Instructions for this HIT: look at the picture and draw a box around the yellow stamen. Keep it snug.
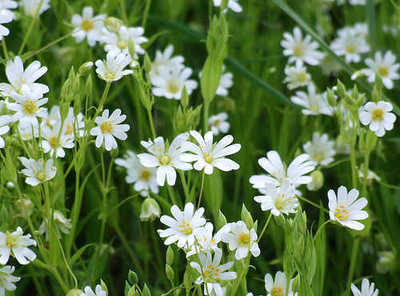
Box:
[81,19,94,32]
[238,233,250,246]
[100,120,113,134]
[372,108,384,121]
[23,100,39,115]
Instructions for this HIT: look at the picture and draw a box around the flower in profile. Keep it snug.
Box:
[351,279,378,296]
[20,0,50,17]
[138,133,192,186]
[328,186,368,230]
[41,121,74,158]
[303,132,336,166]
[359,51,400,89]
[95,51,133,82]
[221,221,260,259]
[0,56,48,98]
[90,109,130,151]
[265,271,297,296]
[359,101,396,137]
[281,27,324,66]
[0,124,9,148]
[19,157,56,186]
[115,150,159,196]
[182,130,241,175]
[0,227,36,265]
[139,198,161,222]
[190,249,237,296]
[158,203,206,248]
[208,112,230,136]
[291,84,333,116]
[284,63,311,90]
[71,6,105,46]
[213,0,242,13]
[39,210,72,240]
[0,265,20,296]
[80,285,107,296]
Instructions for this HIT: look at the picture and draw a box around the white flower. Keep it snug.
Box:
[250,150,316,192]
[18,119,38,140]
[328,186,368,231]
[360,51,400,89]
[221,221,260,259]
[39,210,72,240]
[151,66,198,100]
[190,249,237,296]
[303,132,336,165]
[158,203,206,248]
[95,51,133,82]
[0,9,12,40]
[71,6,105,46]
[138,133,192,186]
[0,227,36,265]
[330,28,369,64]
[254,182,298,216]
[41,121,74,158]
[265,271,297,296]
[281,27,324,66]
[291,84,333,116]
[0,56,48,98]
[115,150,159,196]
[20,0,50,17]
[351,279,378,296]
[349,0,366,5]
[150,45,185,81]
[208,112,230,135]
[0,0,18,20]
[19,157,56,186]
[81,285,107,296]
[90,109,130,151]
[359,101,396,137]
[182,130,241,175]
[284,63,311,90]
[102,25,148,59]
[43,106,85,138]
[216,66,233,96]
[0,124,9,148]
[213,0,242,13]
[0,265,20,295]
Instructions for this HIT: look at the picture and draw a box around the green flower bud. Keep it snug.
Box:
[104,17,123,33]
[66,289,83,296]
[166,246,174,266]
[142,284,151,296]
[128,270,139,285]
[78,61,93,77]
[215,210,227,230]
[241,204,254,229]
[306,170,324,191]
[165,264,174,282]
[140,198,161,222]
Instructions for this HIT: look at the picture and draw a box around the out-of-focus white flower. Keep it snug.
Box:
[20,0,50,17]
[158,203,206,248]
[328,186,368,231]
[39,210,72,240]
[0,227,36,265]
[359,101,396,137]
[281,27,324,66]
[90,109,130,151]
[150,45,185,81]
[284,63,311,90]
[80,285,107,296]
[0,124,9,148]
[95,51,133,82]
[291,84,333,116]
[330,27,369,63]
[0,265,20,296]
[0,9,12,40]
[303,132,336,165]
[265,271,297,296]
[0,0,18,20]
[138,133,193,186]
[208,112,230,135]
[216,66,233,96]
[349,0,366,5]
[351,279,378,296]
[213,0,242,13]
[19,157,56,186]
[71,6,105,46]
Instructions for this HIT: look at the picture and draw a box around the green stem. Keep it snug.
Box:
[18,2,43,56]
[297,195,329,214]
[346,238,360,295]
[167,186,179,206]
[197,172,205,208]
[142,0,152,28]
[147,107,156,138]
[23,32,72,60]
[203,103,209,133]
[179,171,191,203]
[257,212,272,242]
[96,82,112,118]
[2,39,8,60]
[350,127,358,188]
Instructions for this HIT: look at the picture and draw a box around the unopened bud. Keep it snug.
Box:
[104,17,123,33]
[166,246,174,266]
[140,198,161,222]
[307,170,324,191]
[128,270,138,285]
[66,289,83,296]
[78,61,93,76]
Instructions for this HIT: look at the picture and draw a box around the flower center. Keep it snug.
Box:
[377,65,389,77]
[372,108,384,121]
[345,44,356,54]
[117,40,128,49]
[5,235,16,248]
[23,99,39,115]
[212,119,220,127]
[203,153,213,164]
[100,120,113,134]
[178,220,193,235]
[335,205,349,221]
[271,287,284,296]
[293,42,305,57]
[35,170,47,182]
[49,136,60,149]
[238,233,250,246]
[296,72,307,83]
[81,19,94,32]
[274,196,287,211]
[65,124,73,135]
[104,73,116,81]
[140,169,152,181]
[159,154,171,166]
[203,264,221,282]
[167,80,180,94]
[310,104,319,113]
[312,152,324,163]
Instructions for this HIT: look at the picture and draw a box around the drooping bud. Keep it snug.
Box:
[307,170,324,191]
[140,198,161,222]
[104,17,123,33]
[66,289,83,296]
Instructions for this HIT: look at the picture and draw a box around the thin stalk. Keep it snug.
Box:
[257,212,272,243]
[297,195,329,214]
[197,172,205,208]
[346,238,360,295]
[167,186,179,206]
[18,0,44,56]
[142,0,152,28]
[23,32,72,60]
[95,82,112,118]
[2,39,8,60]
[203,102,209,133]
[179,171,191,203]
[147,107,156,138]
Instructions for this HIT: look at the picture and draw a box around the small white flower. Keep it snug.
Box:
[71,6,105,46]
[115,150,159,196]
[359,101,396,137]
[150,45,185,81]
[182,130,241,175]
[138,133,192,186]
[330,28,369,64]
[19,157,56,186]
[20,0,50,16]
[221,221,260,259]
[190,249,237,296]
[216,66,233,96]
[0,265,20,295]
[81,285,107,296]
[0,56,48,98]
[158,202,206,248]
[291,84,333,116]
[0,0,18,20]
[151,66,198,100]
[208,112,230,135]
[213,0,242,13]
[90,109,130,151]
[360,51,400,89]
[265,271,297,296]
[349,0,366,5]
[351,279,378,296]
[41,121,74,158]
[303,132,336,165]
[284,63,311,90]
[0,124,9,148]
[328,186,368,231]
[95,51,133,82]
[281,27,324,66]
[254,182,298,216]
[39,210,72,240]
[0,227,36,265]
